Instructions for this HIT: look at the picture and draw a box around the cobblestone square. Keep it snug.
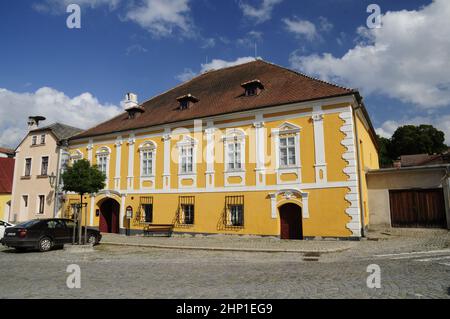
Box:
[0,229,449,299]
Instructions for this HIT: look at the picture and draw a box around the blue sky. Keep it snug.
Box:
[1,0,449,147]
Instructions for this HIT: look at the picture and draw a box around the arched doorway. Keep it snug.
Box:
[99,198,120,234]
[279,203,303,240]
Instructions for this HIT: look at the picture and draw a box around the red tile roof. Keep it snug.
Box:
[73,60,356,140]
[0,147,14,156]
[0,158,15,194]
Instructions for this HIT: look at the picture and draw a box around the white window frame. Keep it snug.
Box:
[176,135,197,188]
[96,146,111,187]
[139,141,157,189]
[37,194,45,215]
[31,135,37,146]
[24,157,32,177]
[70,150,83,164]
[40,155,49,176]
[223,128,246,186]
[40,134,46,145]
[273,122,302,185]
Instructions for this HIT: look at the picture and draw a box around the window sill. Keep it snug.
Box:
[224,169,246,174]
[21,176,31,180]
[277,166,301,170]
[30,144,45,148]
[37,175,49,179]
[178,172,196,176]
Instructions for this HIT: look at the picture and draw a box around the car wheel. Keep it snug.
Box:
[38,237,53,252]
[87,234,98,245]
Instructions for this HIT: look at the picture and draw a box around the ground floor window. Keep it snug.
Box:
[225,195,244,227]
[136,196,153,225]
[178,196,195,225]
[181,204,194,224]
[229,205,244,226]
[38,195,45,214]
[143,204,153,223]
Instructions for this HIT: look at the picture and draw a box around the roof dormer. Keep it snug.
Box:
[177,94,199,110]
[124,93,145,119]
[241,79,264,96]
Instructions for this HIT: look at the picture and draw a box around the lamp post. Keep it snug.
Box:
[48,172,56,188]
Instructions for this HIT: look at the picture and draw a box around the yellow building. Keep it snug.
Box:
[65,60,379,239]
[0,157,15,222]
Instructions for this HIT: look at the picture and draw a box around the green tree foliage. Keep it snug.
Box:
[61,159,106,244]
[389,125,447,159]
[377,125,447,167]
[377,135,393,168]
[61,159,105,196]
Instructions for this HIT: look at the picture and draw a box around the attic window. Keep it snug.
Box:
[126,106,145,119]
[177,94,199,110]
[241,79,264,96]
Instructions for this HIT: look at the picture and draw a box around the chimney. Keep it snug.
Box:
[123,93,144,119]
[27,116,46,131]
[124,93,138,109]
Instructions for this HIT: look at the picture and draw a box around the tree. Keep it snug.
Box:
[389,125,447,159]
[61,159,106,245]
[377,135,392,168]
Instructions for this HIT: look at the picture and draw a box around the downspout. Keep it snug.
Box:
[53,142,63,218]
[352,101,366,237]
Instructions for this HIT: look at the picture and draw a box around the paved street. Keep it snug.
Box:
[0,229,449,299]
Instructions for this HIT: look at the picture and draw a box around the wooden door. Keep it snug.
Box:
[99,199,120,233]
[279,203,303,240]
[389,189,446,228]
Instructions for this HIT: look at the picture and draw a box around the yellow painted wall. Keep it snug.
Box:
[356,114,380,226]
[0,194,11,221]
[66,186,353,237]
[64,101,374,238]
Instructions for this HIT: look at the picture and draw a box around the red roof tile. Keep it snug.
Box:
[0,158,15,194]
[73,60,355,140]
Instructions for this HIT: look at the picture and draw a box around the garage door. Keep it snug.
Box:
[389,189,447,228]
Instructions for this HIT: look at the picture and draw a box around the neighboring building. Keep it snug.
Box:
[367,164,450,229]
[0,158,15,221]
[0,147,15,158]
[66,60,379,239]
[10,117,82,222]
[393,149,450,168]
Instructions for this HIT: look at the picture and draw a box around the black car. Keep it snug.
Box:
[2,218,102,252]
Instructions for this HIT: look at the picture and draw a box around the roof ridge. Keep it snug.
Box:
[137,58,262,109]
[259,59,354,92]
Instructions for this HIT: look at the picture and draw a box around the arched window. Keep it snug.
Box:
[96,146,111,176]
[69,150,83,164]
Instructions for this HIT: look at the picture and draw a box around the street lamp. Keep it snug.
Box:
[48,172,56,188]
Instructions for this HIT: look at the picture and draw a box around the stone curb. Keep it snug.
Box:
[100,241,352,254]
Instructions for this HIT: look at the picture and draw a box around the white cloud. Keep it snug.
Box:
[318,16,333,32]
[283,17,318,41]
[289,0,450,109]
[126,44,148,55]
[175,68,197,82]
[376,115,450,144]
[34,0,194,38]
[201,38,216,49]
[237,31,263,48]
[0,87,121,148]
[200,57,258,73]
[239,0,282,24]
[175,57,258,83]
[125,0,193,37]
[33,0,120,13]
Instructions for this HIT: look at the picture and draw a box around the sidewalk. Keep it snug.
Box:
[100,233,357,254]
